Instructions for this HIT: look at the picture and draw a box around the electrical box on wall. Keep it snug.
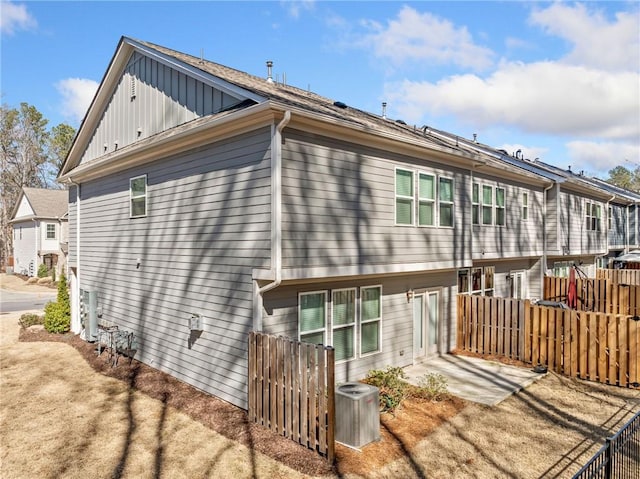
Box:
[80,289,99,342]
[189,314,203,332]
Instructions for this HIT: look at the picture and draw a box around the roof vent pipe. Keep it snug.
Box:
[473,133,477,143]
[382,102,387,119]
[266,60,274,83]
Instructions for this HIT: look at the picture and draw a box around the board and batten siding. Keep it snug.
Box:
[261,270,457,383]
[280,130,471,271]
[80,51,244,165]
[77,128,272,409]
[471,175,544,259]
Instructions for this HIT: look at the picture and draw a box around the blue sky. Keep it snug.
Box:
[1,1,638,179]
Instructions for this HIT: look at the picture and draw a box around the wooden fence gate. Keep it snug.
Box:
[247,331,335,462]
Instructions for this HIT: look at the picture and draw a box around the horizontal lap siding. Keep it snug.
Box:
[262,271,457,382]
[78,129,271,408]
[281,130,470,269]
[472,176,544,258]
[609,204,627,248]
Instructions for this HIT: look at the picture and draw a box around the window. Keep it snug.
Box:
[130,175,147,218]
[472,183,480,225]
[299,291,327,345]
[299,286,382,360]
[45,223,56,240]
[360,286,381,355]
[585,201,601,231]
[332,289,356,361]
[482,185,493,225]
[395,169,414,225]
[418,173,435,226]
[553,261,571,277]
[522,192,529,221]
[608,206,612,230]
[439,177,454,227]
[495,188,505,226]
[458,269,470,294]
[458,267,494,296]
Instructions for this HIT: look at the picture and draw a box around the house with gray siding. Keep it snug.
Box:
[57,36,631,410]
[10,187,68,277]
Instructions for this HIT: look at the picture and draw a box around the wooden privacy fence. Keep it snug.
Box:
[597,268,640,286]
[457,294,640,387]
[248,332,335,462]
[544,276,640,316]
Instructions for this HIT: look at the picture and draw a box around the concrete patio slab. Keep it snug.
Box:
[403,354,547,406]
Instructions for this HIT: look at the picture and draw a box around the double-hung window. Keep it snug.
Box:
[299,291,327,345]
[495,188,505,226]
[482,185,493,225]
[46,223,56,240]
[395,168,414,225]
[439,177,454,227]
[522,192,529,221]
[332,289,356,361]
[299,286,382,361]
[586,201,601,231]
[418,173,435,226]
[459,267,494,295]
[472,183,480,225]
[360,286,381,355]
[130,175,147,218]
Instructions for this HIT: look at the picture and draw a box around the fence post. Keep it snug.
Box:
[604,436,612,479]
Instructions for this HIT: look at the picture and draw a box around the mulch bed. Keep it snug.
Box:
[19,327,466,476]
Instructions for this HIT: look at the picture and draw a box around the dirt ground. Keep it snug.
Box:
[1,273,639,478]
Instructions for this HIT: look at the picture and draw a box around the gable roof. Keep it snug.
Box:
[10,187,68,222]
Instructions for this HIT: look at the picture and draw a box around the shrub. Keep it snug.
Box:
[44,272,70,333]
[363,366,410,413]
[37,263,49,278]
[18,313,43,329]
[413,372,450,402]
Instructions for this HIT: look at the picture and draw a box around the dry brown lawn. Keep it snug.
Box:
[1,307,638,479]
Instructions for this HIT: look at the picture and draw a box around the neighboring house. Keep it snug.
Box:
[56,36,635,410]
[10,187,69,277]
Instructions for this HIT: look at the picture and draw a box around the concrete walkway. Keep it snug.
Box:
[403,354,546,406]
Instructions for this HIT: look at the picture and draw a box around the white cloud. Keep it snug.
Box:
[281,0,314,19]
[56,78,99,125]
[529,3,640,71]
[566,140,640,175]
[385,61,639,140]
[357,5,494,71]
[0,1,37,35]
[498,143,548,162]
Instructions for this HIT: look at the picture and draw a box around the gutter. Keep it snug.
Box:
[259,110,291,295]
[253,111,291,329]
[541,181,555,294]
[67,177,82,334]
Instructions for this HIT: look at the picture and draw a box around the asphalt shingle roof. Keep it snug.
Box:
[18,187,68,219]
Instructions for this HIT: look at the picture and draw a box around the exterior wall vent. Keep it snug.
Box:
[130,76,136,100]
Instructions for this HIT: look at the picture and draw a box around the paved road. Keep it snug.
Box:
[0,289,57,313]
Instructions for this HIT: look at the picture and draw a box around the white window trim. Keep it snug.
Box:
[418,171,436,227]
[472,183,480,226]
[298,290,328,344]
[481,184,493,226]
[45,223,56,240]
[359,285,382,357]
[130,174,147,218]
[522,192,529,221]
[495,187,506,227]
[438,176,455,228]
[331,287,357,362]
[395,167,414,226]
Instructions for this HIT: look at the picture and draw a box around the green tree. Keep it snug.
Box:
[48,123,76,177]
[44,271,70,333]
[607,165,634,190]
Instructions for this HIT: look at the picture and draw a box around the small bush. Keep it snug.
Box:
[19,313,43,329]
[413,372,450,401]
[37,263,49,278]
[43,272,70,333]
[363,366,410,413]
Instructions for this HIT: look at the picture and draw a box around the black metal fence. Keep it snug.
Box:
[572,411,640,479]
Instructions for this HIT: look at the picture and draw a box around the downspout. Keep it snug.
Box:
[541,181,555,297]
[68,178,81,334]
[604,195,615,265]
[253,111,291,330]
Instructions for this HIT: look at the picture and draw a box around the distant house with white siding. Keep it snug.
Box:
[57,36,633,410]
[10,187,69,277]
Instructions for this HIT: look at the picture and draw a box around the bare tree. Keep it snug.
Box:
[0,102,76,268]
